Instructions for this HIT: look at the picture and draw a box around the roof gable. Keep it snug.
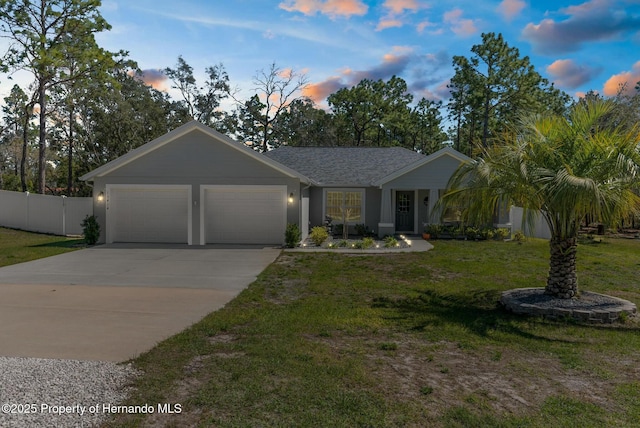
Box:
[372,147,472,187]
[80,121,311,183]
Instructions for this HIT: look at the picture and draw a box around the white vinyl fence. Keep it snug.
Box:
[0,190,93,236]
[508,206,552,239]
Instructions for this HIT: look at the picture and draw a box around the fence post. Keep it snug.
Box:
[25,191,29,230]
[62,195,67,236]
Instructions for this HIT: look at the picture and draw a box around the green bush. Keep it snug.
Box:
[310,226,329,246]
[285,223,301,248]
[361,237,375,249]
[81,215,100,245]
[494,228,510,241]
[384,236,398,248]
[513,230,527,242]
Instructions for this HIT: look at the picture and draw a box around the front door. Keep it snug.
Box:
[396,191,414,232]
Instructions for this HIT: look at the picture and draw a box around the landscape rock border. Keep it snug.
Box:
[500,287,637,323]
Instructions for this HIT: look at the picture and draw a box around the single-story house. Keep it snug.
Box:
[81,120,472,245]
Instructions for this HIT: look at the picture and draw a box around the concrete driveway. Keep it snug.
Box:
[0,244,281,362]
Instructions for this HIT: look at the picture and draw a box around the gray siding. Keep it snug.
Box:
[385,155,462,189]
[104,130,292,181]
[365,188,381,232]
[91,130,300,244]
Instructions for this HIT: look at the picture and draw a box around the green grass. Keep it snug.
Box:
[104,238,640,427]
[0,227,84,267]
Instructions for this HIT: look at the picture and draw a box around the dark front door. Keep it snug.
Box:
[396,191,414,232]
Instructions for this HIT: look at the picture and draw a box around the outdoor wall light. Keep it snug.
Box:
[288,192,294,204]
[97,191,105,202]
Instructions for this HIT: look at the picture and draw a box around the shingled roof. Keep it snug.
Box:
[264,146,426,186]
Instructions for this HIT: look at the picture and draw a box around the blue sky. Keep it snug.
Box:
[3,0,640,109]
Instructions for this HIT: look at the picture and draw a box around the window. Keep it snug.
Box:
[325,189,364,224]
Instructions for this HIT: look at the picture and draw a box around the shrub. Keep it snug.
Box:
[285,223,301,248]
[384,236,398,248]
[479,228,494,240]
[338,240,348,248]
[465,226,480,240]
[310,226,329,246]
[513,230,527,242]
[81,215,100,245]
[361,237,375,249]
[494,228,510,241]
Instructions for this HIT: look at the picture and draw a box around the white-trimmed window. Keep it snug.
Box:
[324,189,365,224]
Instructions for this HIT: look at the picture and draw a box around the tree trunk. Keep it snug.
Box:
[545,236,578,299]
[37,82,46,194]
[67,105,74,196]
[20,106,30,192]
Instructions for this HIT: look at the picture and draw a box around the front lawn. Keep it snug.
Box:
[0,227,84,267]
[106,238,640,427]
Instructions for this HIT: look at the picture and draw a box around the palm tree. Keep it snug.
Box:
[439,99,640,298]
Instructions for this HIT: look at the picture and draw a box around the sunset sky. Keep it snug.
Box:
[2,0,640,109]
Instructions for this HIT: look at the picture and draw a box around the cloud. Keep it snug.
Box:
[546,59,601,89]
[416,20,435,33]
[302,76,345,102]
[603,61,640,96]
[497,0,526,21]
[409,50,450,99]
[443,8,478,36]
[376,18,403,31]
[136,8,352,51]
[132,69,169,91]
[522,0,640,54]
[303,46,415,103]
[383,0,422,15]
[279,0,368,19]
[376,0,425,31]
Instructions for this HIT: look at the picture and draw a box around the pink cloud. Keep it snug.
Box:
[303,46,416,102]
[376,0,425,31]
[546,59,600,89]
[279,0,368,18]
[603,61,640,96]
[497,0,526,21]
[416,20,434,33]
[376,18,403,31]
[302,76,344,102]
[129,69,169,92]
[443,9,462,22]
[443,8,478,36]
[383,0,421,14]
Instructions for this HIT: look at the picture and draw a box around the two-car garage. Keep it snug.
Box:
[106,184,287,245]
[82,121,306,246]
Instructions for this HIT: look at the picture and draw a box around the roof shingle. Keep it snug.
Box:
[264,146,425,186]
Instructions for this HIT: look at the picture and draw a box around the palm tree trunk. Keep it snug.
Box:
[545,236,578,298]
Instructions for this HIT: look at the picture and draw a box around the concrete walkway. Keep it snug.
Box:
[0,245,281,361]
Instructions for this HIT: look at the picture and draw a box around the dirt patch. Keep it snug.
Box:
[266,278,310,304]
[310,334,630,418]
[208,333,237,345]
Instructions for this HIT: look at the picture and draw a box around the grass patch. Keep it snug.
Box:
[105,238,640,427]
[0,227,84,267]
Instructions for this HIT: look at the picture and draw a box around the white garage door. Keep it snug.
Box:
[108,185,191,244]
[203,185,286,244]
